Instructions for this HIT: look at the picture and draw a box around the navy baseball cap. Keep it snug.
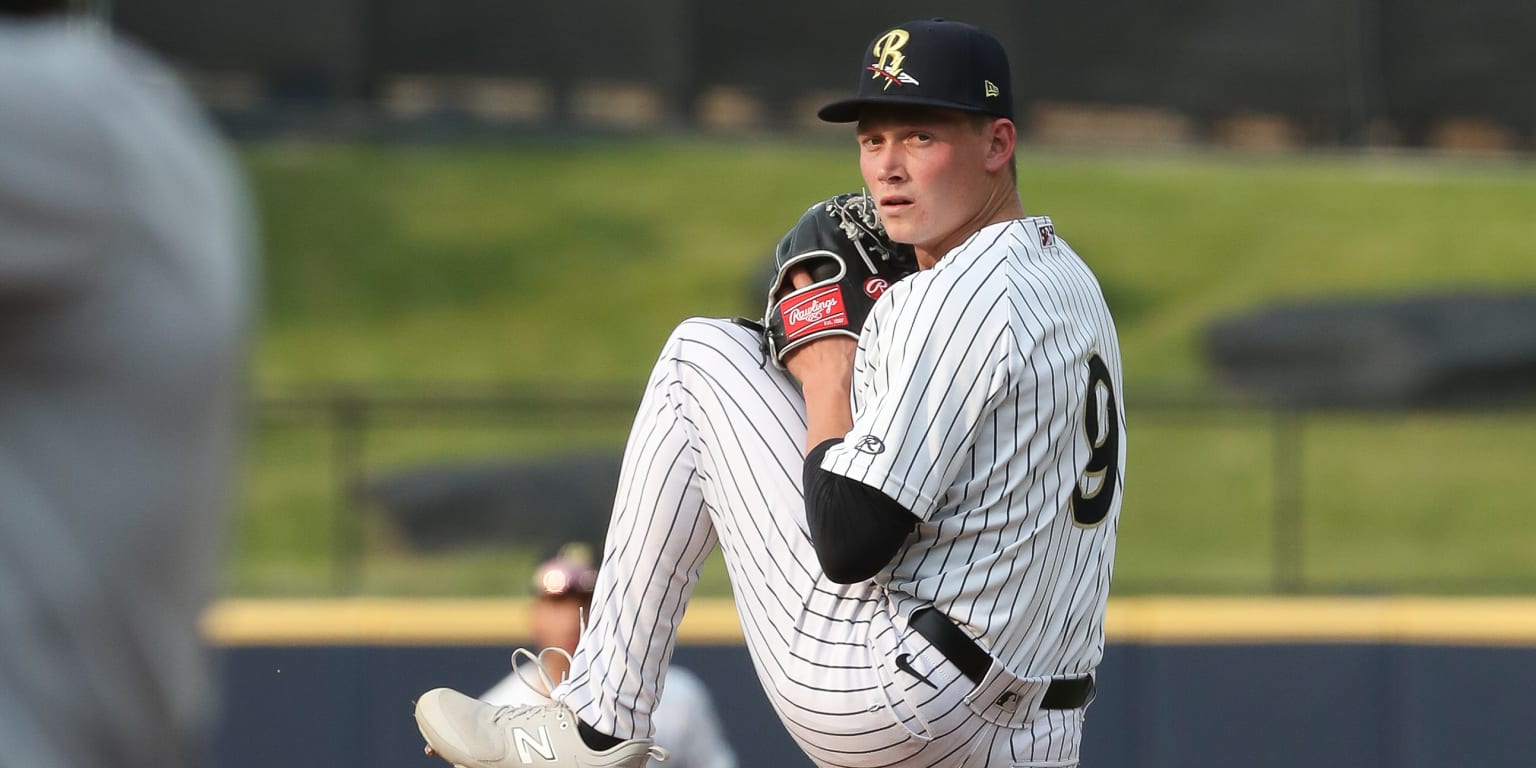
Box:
[818,18,1015,123]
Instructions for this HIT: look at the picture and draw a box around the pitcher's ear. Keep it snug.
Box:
[985,118,1017,174]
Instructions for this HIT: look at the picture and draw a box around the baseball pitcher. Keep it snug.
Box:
[415,18,1125,768]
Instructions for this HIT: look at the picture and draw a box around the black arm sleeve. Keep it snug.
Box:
[803,438,918,584]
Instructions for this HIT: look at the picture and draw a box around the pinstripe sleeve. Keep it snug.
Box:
[820,266,1014,521]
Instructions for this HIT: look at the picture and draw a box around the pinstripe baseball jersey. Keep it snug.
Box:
[553,214,1125,768]
[822,216,1125,679]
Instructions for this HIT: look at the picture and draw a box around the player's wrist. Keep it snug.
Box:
[800,377,853,451]
[784,337,857,383]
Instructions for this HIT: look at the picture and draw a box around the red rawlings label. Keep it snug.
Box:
[781,285,849,341]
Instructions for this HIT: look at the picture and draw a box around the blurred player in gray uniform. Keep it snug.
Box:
[416,18,1124,768]
[480,544,737,768]
[0,2,253,766]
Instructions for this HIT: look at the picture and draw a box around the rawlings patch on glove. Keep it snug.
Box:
[762,192,917,368]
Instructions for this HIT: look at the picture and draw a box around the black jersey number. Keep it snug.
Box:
[1070,354,1120,528]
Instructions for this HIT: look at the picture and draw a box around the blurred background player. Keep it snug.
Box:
[0,1,253,767]
[480,544,737,768]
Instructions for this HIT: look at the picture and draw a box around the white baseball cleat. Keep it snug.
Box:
[414,687,667,768]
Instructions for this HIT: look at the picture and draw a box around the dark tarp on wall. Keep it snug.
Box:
[1205,292,1536,408]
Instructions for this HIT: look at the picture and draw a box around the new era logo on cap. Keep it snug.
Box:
[818,18,1014,123]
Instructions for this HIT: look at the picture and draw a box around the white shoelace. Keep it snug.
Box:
[510,646,575,698]
[499,638,672,762]
[491,700,570,726]
[509,606,589,698]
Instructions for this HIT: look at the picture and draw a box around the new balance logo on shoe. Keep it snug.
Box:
[413,685,670,768]
[512,726,556,763]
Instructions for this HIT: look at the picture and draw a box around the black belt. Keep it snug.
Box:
[909,608,1094,710]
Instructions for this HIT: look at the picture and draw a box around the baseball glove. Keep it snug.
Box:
[760,192,918,368]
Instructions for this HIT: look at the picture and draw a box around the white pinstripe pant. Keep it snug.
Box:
[554,318,1085,768]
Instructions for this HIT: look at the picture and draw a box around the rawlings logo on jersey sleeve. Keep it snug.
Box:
[782,285,849,340]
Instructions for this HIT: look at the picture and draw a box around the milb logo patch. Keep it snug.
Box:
[782,285,849,341]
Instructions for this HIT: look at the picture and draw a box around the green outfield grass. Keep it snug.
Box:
[232,140,1536,597]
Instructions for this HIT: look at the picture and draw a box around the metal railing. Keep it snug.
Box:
[245,384,1536,596]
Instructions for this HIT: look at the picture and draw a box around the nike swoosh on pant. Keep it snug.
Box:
[894,653,937,689]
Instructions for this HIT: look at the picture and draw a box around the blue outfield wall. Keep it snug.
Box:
[209,599,1536,768]
[214,644,794,768]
